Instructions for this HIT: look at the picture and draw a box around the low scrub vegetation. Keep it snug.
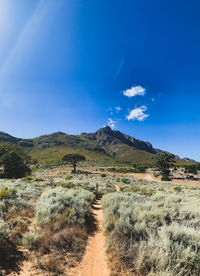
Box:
[21,187,95,273]
[102,183,200,275]
[107,164,148,174]
[35,187,95,227]
[1,162,200,275]
[0,180,37,273]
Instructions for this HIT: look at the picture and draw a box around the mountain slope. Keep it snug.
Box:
[0,127,195,164]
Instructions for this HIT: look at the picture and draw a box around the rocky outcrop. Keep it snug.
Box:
[83,126,156,154]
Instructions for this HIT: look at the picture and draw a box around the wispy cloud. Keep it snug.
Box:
[108,118,117,129]
[126,106,149,121]
[123,85,146,97]
[115,58,125,80]
[115,106,122,113]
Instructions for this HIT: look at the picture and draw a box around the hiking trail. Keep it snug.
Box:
[68,200,110,276]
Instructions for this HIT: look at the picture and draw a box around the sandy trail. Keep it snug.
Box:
[114,184,120,191]
[135,172,200,187]
[144,174,155,181]
[68,200,110,276]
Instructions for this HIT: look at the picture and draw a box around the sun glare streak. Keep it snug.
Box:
[0,1,12,37]
[0,0,44,76]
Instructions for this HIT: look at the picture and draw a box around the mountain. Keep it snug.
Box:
[0,127,196,164]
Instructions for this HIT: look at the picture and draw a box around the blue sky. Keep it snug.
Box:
[0,0,200,160]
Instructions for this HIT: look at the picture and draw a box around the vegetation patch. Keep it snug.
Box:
[102,187,200,276]
[22,187,95,274]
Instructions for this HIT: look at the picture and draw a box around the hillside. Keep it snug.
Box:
[0,127,195,164]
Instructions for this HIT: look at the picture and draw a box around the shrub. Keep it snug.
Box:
[174,186,182,193]
[36,256,61,273]
[101,173,107,178]
[184,165,198,175]
[22,231,44,250]
[35,187,94,227]
[133,164,147,173]
[121,178,130,184]
[0,187,16,199]
[22,176,33,182]
[108,167,135,173]
[102,191,200,275]
[0,219,10,242]
[65,175,73,180]
[0,219,13,260]
[57,181,75,189]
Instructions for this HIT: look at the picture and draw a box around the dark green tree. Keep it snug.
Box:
[0,150,31,178]
[62,154,86,173]
[152,152,175,181]
[184,165,198,175]
[0,142,31,164]
[0,143,32,178]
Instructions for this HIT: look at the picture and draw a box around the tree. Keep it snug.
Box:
[0,143,31,164]
[62,154,86,173]
[184,165,198,175]
[0,143,31,178]
[0,150,31,178]
[152,152,175,181]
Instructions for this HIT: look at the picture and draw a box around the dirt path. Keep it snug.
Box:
[68,200,110,276]
[133,172,200,187]
[144,174,156,181]
[114,184,120,191]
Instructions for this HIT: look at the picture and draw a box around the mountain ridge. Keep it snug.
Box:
[0,127,196,164]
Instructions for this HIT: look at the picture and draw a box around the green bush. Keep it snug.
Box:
[22,176,33,182]
[57,181,75,189]
[65,175,73,180]
[133,164,147,173]
[0,151,31,178]
[174,186,182,193]
[0,187,16,199]
[121,178,130,184]
[184,165,198,175]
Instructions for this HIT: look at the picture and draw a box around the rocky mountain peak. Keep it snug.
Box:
[95,126,113,136]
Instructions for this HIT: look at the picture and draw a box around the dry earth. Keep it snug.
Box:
[68,200,110,276]
[46,165,200,188]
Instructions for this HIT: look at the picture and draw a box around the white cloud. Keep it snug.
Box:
[107,118,117,129]
[115,106,122,112]
[126,106,149,121]
[123,85,146,97]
